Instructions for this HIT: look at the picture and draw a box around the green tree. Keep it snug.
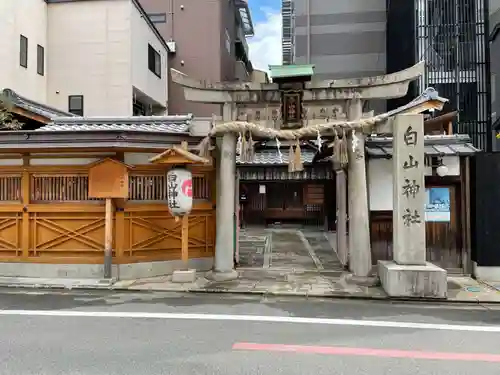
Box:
[0,93,23,130]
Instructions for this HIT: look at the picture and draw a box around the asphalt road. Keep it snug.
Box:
[1,289,500,375]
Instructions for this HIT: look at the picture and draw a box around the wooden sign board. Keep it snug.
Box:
[88,158,131,199]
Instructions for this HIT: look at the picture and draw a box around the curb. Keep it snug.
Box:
[0,283,496,305]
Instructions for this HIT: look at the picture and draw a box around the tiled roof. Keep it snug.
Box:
[366,134,479,157]
[2,88,75,120]
[237,148,317,165]
[239,135,478,166]
[36,115,192,133]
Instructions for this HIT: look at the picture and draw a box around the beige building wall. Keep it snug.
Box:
[47,0,132,116]
[251,69,269,83]
[131,2,168,109]
[47,0,168,116]
[0,0,48,103]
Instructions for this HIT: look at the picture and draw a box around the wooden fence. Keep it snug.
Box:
[0,165,215,264]
[370,184,463,272]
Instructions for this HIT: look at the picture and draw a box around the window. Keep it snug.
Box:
[147,13,167,23]
[148,44,161,77]
[20,35,28,68]
[225,29,231,53]
[68,95,84,116]
[37,45,44,76]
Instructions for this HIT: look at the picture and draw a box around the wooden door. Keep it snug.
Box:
[283,184,303,209]
[425,185,462,271]
[370,183,463,272]
[265,183,304,220]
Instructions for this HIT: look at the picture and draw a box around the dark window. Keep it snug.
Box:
[148,44,161,78]
[68,95,84,116]
[20,35,28,68]
[147,13,167,23]
[37,45,44,76]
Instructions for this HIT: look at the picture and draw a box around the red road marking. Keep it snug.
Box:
[233,343,500,362]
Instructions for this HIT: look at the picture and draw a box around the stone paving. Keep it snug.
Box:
[268,230,318,270]
[1,273,499,303]
[106,271,500,303]
[110,229,500,303]
[300,230,344,272]
[112,269,385,298]
[0,227,499,303]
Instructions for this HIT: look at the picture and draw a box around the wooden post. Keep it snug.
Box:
[21,170,30,258]
[104,198,113,279]
[87,158,131,279]
[181,214,189,270]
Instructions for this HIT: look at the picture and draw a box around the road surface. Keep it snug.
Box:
[1,289,500,374]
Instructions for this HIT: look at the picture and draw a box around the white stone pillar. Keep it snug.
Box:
[207,132,238,280]
[335,169,348,266]
[378,114,447,298]
[392,114,426,265]
[347,98,372,277]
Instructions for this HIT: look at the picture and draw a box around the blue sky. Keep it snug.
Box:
[249,0,281,23]
[247,0,282,71]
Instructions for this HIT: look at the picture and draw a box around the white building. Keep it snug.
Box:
[0,0,169,118]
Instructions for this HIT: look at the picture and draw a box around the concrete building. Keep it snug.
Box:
[283,0,492,151]
[0,0,170,118]
[138,0,254,117]
[282,0,386,79]
[490,0,500,140]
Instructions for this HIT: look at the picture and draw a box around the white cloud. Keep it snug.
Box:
[248,8,282,72]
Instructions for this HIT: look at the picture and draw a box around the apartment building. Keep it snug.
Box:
[490,0,500,144]
[0,0,170,118]
[283,0,492,151]
[138,0,254,117]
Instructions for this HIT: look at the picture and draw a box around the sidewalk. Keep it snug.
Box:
[1,228,499,303]
[1,271,500,303]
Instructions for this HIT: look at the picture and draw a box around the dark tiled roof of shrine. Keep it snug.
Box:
[238,134,479,166]
[365,134,479,157]
[2,88,75,120]
[37,115,192,134]
[236,148,317,165]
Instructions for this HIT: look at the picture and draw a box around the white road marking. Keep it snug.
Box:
[0,309,500,332]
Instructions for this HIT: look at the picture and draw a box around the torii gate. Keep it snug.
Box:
[170,62,442,282]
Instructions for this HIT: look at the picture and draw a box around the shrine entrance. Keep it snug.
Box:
[171,61,435,279]
[238,158,336,229]
[240,181,328,227]
[266,182,304,219]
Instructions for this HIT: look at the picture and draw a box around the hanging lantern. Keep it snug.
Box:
[166,167,193,216]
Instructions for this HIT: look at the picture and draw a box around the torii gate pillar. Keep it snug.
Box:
[206,103,238,281]
[347,98,372,277]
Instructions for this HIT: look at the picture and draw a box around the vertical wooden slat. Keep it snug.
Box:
[29,175,95,201]
[104,198,113,278]
[115,210,125,259]
[21,171,30,258]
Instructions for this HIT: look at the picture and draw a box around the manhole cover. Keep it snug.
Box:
[466,286,481,293]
